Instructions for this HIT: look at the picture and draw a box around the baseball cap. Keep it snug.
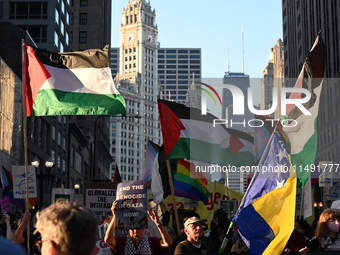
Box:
[184,216,203,228]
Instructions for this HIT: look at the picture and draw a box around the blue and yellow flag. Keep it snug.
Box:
[232,132,297,255]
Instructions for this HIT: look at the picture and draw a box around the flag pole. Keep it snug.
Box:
[166,159,181,236]
[300,187,304,219]
[238,121,280,211]
[21,39,31,252]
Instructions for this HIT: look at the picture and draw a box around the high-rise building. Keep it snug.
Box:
[221,71,253,193]
[0,0,71,51]
[0,1,72,207]
[68,0,113,183]
[111,0,160,181]
[110,1,203,181]
[70,0,111,51]
[0,58,22,168]
[0,0,113,206]
[282,0,340,165]
[157,48,202,107]
[260,61,274,113]
[222,72,253,134]
[260,39,284,119]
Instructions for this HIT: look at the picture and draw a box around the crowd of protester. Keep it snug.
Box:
[1,201,340,255]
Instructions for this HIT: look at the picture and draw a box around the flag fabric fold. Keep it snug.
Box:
[143,140,158,184]
[232,132,297,255]
[1,165,13,192]
[254,115,288,164]
[113,164,122,182]
[145,141,210,204]
[148,142,172,204]
[173,159,210,204]
[23,44,126,116]
[158,99,254,167]
[281,34,326,188]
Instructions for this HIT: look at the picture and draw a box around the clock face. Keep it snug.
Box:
[125,31,136,44]
[145,32,155,45]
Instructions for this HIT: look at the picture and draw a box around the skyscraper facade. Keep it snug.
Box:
[260,39,284,119]
[0,0,71,51]
[110,0,160,181]
[222,72,253,134]
[70,0,111,51]
[0,0,113,206]
[157,48,202,107]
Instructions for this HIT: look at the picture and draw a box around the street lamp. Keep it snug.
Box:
[314,201,323,218]
[31,156,54,209]
[74,183,80,194]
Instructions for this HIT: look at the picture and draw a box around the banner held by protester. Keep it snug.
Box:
[116,180,148,229]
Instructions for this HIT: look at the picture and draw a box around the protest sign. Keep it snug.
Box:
[86,189,116,223]
[116,180,148,229]
[51,188,75,204]
[12,165,37,198]
[90,240,113,255]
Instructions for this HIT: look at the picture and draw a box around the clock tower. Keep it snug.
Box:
[113,0,160,181]
[119,0,158,85]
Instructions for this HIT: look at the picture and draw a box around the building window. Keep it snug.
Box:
[10,2,48,19]
[79,31,87,43]
[79,13,87,25]
[190,55,200,59]
[80,0,88,6]
[19,25,47,43]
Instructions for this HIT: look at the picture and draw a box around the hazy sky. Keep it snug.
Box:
[111,0,283,107]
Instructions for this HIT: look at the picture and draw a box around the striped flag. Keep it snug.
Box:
[282,33,325,188]
[158,99,254,167]
[173,159,210,204]
[150,144,172,204]
[23,44,126,116]
[143,140,159,184]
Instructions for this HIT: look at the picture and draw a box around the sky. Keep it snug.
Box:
[111,0,283,106]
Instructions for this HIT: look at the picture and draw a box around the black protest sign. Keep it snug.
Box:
[116,180,148,229]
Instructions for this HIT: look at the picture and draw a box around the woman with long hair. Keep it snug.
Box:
[313,209,340,250]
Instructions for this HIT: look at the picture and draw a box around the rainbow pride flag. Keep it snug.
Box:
[173,159,210,204]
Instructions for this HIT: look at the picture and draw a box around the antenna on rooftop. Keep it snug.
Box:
[226,37,230,74]
[242,27,245,74]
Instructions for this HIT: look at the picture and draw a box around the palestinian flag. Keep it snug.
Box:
[23,44,126,116]
[282,33,326,188]
[158,100,254,167]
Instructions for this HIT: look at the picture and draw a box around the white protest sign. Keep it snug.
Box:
[52,188,75,203]
[319,161,333,187]
[303,176,313,218]
[12,165,37,198]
